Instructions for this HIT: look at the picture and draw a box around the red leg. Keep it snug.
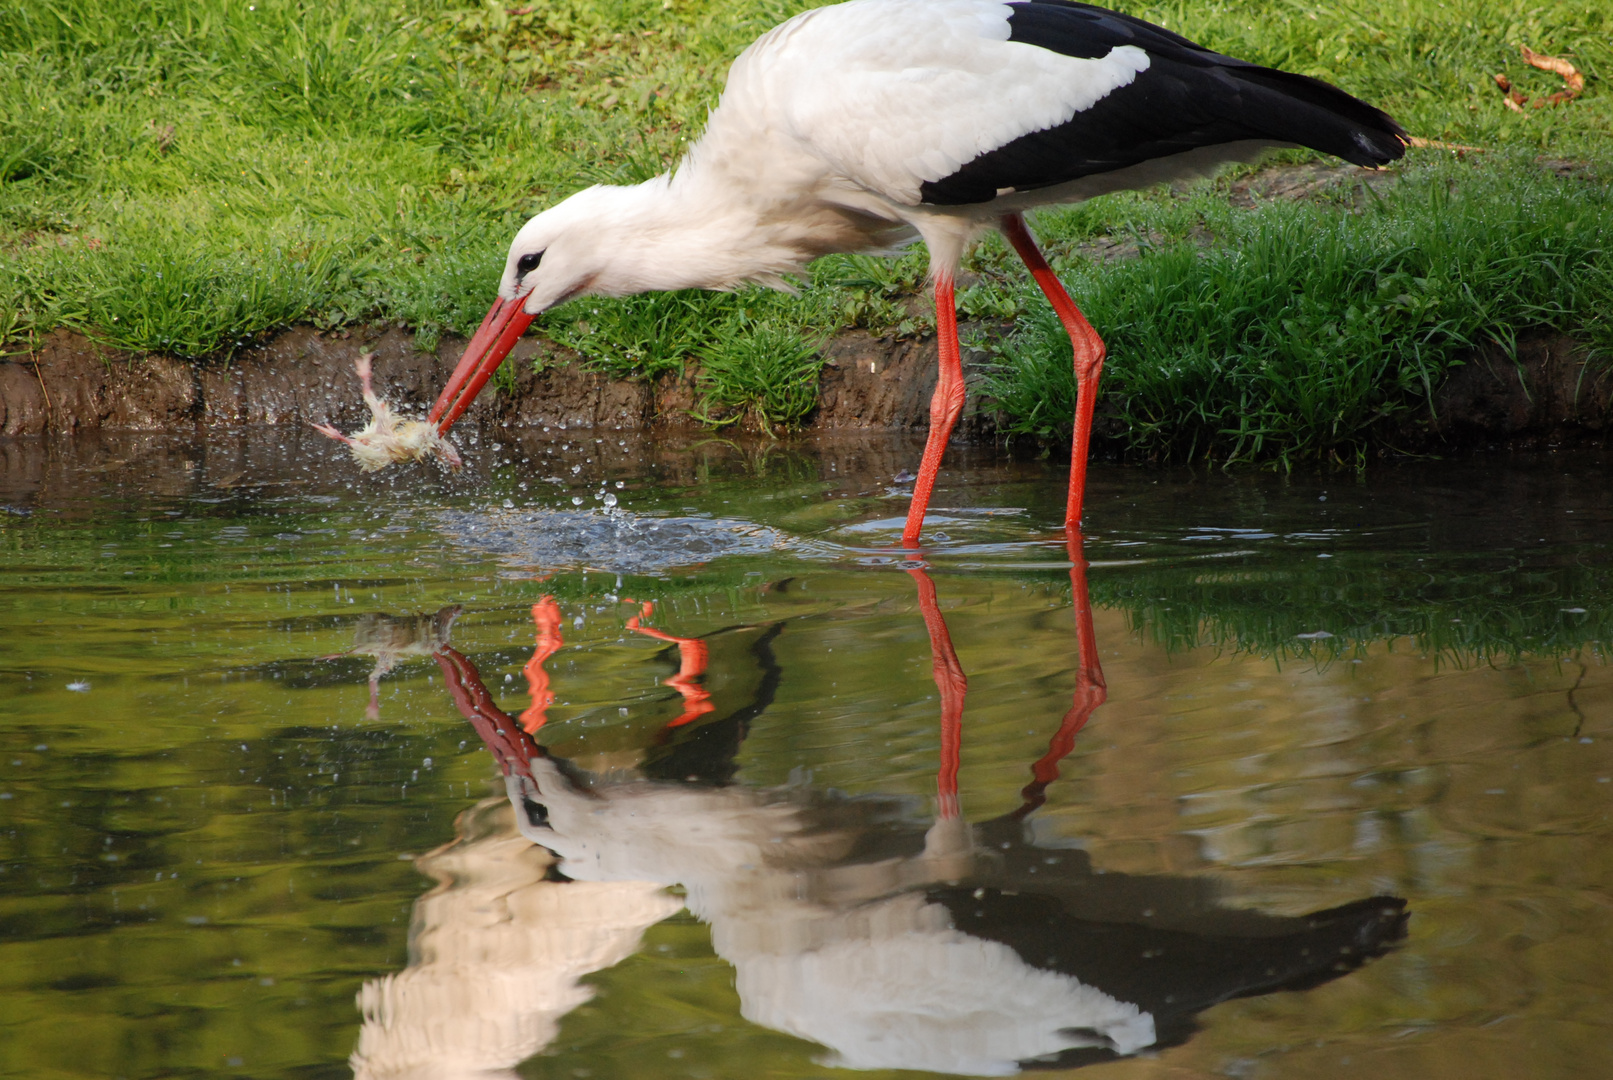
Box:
[520,597,564,734]
[1017,532,1108,814]
[1000,214,1107,533]
[310,422,353,445]
[903,274,966,546]
[908,567,968,819]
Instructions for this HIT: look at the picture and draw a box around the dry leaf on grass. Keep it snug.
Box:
[1497,46,1585,112]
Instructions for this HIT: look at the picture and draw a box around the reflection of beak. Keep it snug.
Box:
[428,295,536,435]
[433,645,544,780]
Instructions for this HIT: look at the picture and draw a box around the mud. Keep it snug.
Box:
[1393,333,1612,452]
[0,322,982,440]
[4,320,1605,455]
[0,325,645,438]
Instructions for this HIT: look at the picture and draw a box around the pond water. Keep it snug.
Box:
[1,429,1609,1080]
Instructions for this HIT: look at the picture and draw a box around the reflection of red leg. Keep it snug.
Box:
[1019,533,1107,813]
[903,274,966,546]
[1001,214,1107,533]
[520,597,564,734]
[909,567,968,820]
[626,601,714,729]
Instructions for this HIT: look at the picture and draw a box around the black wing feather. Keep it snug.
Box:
[919,0,1406,206]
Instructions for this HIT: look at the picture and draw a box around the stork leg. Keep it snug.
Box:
[908,566,967,820]
[1015,531,1107,816]
[1000,214,1107,533]
[903,274,966,546]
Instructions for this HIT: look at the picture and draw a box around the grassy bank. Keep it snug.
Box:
[2,0,1610,446]
[979,156,1613,464]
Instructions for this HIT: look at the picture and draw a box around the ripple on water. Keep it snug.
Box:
[435,507,807,576]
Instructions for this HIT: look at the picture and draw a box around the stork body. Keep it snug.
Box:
[430,0,1406,541]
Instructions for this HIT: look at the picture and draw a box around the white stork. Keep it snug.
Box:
[427,0,1406,543]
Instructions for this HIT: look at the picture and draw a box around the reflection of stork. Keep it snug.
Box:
[912,534,1108,822]
[352,554,1406,1076]
[1022,534,1109,814]
[349,798,680,1080]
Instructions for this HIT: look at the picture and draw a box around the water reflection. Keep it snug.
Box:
[335,606,463,720]
[350,543,1406,1077]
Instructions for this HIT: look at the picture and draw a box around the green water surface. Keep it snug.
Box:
[1,430,1609,1079]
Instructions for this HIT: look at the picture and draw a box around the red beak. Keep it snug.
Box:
[428,295,536,434]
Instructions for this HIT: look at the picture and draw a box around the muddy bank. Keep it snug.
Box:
[2,322,1606,452]
[0,322,995,439]
[1395,333,1613,451]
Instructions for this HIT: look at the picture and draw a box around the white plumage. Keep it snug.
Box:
[502,1,1161,301]
[714,1,1154,225]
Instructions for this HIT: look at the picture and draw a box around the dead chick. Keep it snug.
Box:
[312,352,463,472]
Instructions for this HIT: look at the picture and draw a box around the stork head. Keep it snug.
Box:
[428,184,668,434]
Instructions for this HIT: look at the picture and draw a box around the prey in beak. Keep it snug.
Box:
[312,352,463,472]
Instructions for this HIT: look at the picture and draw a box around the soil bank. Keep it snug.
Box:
[4,321,1609,456]
[0,323,1000,440]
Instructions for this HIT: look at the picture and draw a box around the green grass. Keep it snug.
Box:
[692,316,826,431]
[2,0,1611,449]
[978,155,1613,464]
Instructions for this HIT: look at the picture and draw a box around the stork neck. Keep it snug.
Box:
[581,164,830,296]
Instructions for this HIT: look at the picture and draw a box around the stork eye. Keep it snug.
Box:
[515,251,543,278]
